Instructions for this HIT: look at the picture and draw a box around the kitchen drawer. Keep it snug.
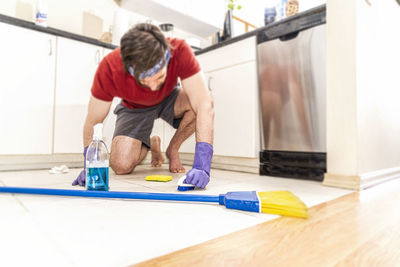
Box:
[197,36,257,73]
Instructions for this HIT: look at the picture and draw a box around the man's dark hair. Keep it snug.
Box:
[120,23,172,78]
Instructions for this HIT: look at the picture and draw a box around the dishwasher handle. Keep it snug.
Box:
[257,5,326,44]
[279,31,299,41]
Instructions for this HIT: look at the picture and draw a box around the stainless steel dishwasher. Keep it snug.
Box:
[257,5,326,181]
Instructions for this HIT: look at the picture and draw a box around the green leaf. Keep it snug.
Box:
[237,5,242,10]
[228,3,235,10]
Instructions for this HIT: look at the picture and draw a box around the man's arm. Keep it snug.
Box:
[181,71,214,145]
[83,96,113,147]
[181,71,214,188]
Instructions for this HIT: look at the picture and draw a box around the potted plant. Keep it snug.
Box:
[227,0,242,12]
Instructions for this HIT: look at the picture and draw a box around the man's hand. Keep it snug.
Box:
[72,147,88,187]
[184,142,213,188]
[184,168,209,188]
[72,170,86,186]
[73,96,112,187]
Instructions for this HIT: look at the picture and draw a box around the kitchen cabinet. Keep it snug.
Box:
[205,62,259,157]
[102,97,120,150]
[53,37,104,153]
[198,38,257,72]
[0,19,259,173]
[196,37,260,158]
[103,48,113,58]
[54,45,117,152]
[0,23,56,155]
[101,48,119,150]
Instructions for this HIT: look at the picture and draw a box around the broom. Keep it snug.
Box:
[0,186,308,218]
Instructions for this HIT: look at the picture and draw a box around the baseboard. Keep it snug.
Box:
[358,167,400,189]
[0,153,259,174]
[323,173,360,190]
[179,153,259,174]
[323,166,400,190]
[0,154,83,171]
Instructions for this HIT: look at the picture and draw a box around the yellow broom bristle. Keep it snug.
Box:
[257,191,309,218]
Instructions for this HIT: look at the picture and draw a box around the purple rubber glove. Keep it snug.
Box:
[72,146,88,186]
[184,142,213,188]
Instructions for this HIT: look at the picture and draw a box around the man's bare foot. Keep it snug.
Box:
[166,147,185,173]
[150,136,164,167]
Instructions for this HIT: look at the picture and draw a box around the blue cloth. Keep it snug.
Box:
[184,142,213,188]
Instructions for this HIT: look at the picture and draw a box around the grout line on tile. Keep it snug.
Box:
[0,180,32,212]
[13,195,30,212]
[121,180,171,192]
[28,213,79,266]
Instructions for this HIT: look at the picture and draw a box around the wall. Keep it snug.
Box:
[326,0,358,176]
[356,0,400,174]
[0,0,118,35]
[0,0,204,45]
[325,0,400,189]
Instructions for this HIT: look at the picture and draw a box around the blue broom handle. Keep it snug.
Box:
[0,186,220,203]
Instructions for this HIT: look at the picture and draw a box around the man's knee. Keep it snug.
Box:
[109,136,146,174]
[110,156,139,175]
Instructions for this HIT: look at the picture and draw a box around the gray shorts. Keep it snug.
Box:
[113,87,181,148]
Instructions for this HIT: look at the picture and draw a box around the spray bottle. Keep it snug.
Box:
[35,0,48,27]
[86,123,109,191]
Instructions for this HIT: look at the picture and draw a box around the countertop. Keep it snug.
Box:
[0,13,117,50]
[1,3,325,56]
[194,4,325,56]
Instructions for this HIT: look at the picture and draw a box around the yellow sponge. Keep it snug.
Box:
[145,175,172,182]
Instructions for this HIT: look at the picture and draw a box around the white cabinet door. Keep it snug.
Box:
[102,48,118,149]
[206,61,260,157]
[0,23,56,155]
[102,48,114,58]
[102,97,120,150]
[53,37,103,153]
[197,37,257,73]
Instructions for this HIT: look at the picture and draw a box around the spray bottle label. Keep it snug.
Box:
[86,166,109,191]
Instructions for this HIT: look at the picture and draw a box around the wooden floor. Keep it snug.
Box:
[134,178,400,267]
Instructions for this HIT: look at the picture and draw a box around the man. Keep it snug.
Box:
[72,23,214,189]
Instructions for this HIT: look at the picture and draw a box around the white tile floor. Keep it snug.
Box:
[0,165,352,267]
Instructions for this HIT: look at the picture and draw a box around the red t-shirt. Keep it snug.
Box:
[91,38,201,109]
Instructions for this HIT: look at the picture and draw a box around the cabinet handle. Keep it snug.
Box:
[48,39,53,56]
[207,76,213,91]
[95,49,101,64]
